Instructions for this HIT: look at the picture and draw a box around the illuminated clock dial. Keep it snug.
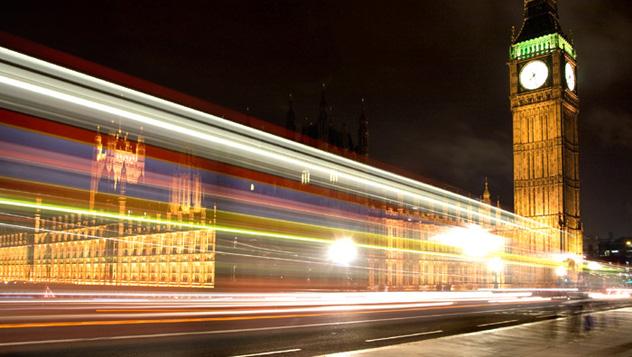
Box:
[519,60,549,90]
[565,62,576,91]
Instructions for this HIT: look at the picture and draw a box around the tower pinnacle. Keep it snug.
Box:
[482,177,491,205]
[286,93,296,132]
[357,98,369,157]
[317,84,329,142]
[514,0,564,44]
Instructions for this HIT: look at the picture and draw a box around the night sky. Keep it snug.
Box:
[2,1,631,238]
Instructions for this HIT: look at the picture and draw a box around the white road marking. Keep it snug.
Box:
[230,348,301,357]
[365,329,443,342]
[535,314,555,319]
[477,319,518,327]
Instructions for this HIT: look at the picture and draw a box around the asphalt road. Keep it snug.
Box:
[0,293,628,357]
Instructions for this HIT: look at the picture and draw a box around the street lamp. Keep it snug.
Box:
[555,265,568,277]
[587,261,602,271]
[327,237,357,266]
[555,265,568,278]
[487,257,504,289]
[327,237,357,290]
[432,224,504,258]
[555,265,568,287]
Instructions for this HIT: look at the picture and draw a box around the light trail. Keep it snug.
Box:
[0,304,564,348]
[0,45,566,241]
[0,45,514,216]
[0,302,457,325]
[0,302,473,329]
[0,293,572,331]
[0,291,538,304]
[0,184,559,259]
[0,198,564,269]
[0,45,610,292]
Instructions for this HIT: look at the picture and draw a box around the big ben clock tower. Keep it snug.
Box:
[510,0,582,255]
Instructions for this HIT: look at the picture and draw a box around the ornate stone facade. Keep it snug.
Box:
[0,128,216,288]
[510,0,582,256]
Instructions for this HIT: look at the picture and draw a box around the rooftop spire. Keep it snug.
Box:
[357,98,369,157]
[317,83,328,141]
[319,83,327,109]
[514,0,565,44]
[482,177,491,204]
[285,93,296,132]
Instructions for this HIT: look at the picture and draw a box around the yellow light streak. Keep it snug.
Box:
[0,197,563,270]
[0,302,491,330]
[0,47,567,244]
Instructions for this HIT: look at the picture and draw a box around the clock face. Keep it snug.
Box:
[519,60,549,90]
[565,62,576,91]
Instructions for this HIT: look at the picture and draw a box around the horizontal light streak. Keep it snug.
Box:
[0,291,534,301]
[0,304,557,347]
[0,302,466,329]
[0,197,562,269]
[0,170,562,260]
[487,297,551,303]
[479,288,579,292]
[0,50,564,242]
[0,302,455,323]
[0,45,521,220]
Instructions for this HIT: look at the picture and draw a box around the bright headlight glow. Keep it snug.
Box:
[552,253,582,263]
[432,225,504,258]
[555,266,568,277]
[487,257,504,273]
[328,238,357,266]
[587,261,602,271]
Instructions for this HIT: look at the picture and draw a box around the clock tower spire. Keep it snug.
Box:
[509,0,582,257]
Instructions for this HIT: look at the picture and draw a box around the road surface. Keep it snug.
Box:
[0,290,628,356]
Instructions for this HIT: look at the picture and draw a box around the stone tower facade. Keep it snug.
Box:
[510,0,582,255]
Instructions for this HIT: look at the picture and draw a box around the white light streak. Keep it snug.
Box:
[0,45,568,244]
[432,225,504,258]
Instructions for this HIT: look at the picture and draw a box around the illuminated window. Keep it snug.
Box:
[301,170,310,184]
[329,172,338,183]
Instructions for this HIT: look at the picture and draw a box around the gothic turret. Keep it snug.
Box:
[357,98,369,156]
[285,94,296,132]
[317,84,329,143]
[481,177,491,205]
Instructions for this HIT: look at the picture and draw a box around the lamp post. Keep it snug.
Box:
[487,257,504,289]
[556,265,568,287]
[327,237,357,289]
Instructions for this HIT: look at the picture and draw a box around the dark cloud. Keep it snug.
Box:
[1,0,631,237]
[585,110,632,149]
